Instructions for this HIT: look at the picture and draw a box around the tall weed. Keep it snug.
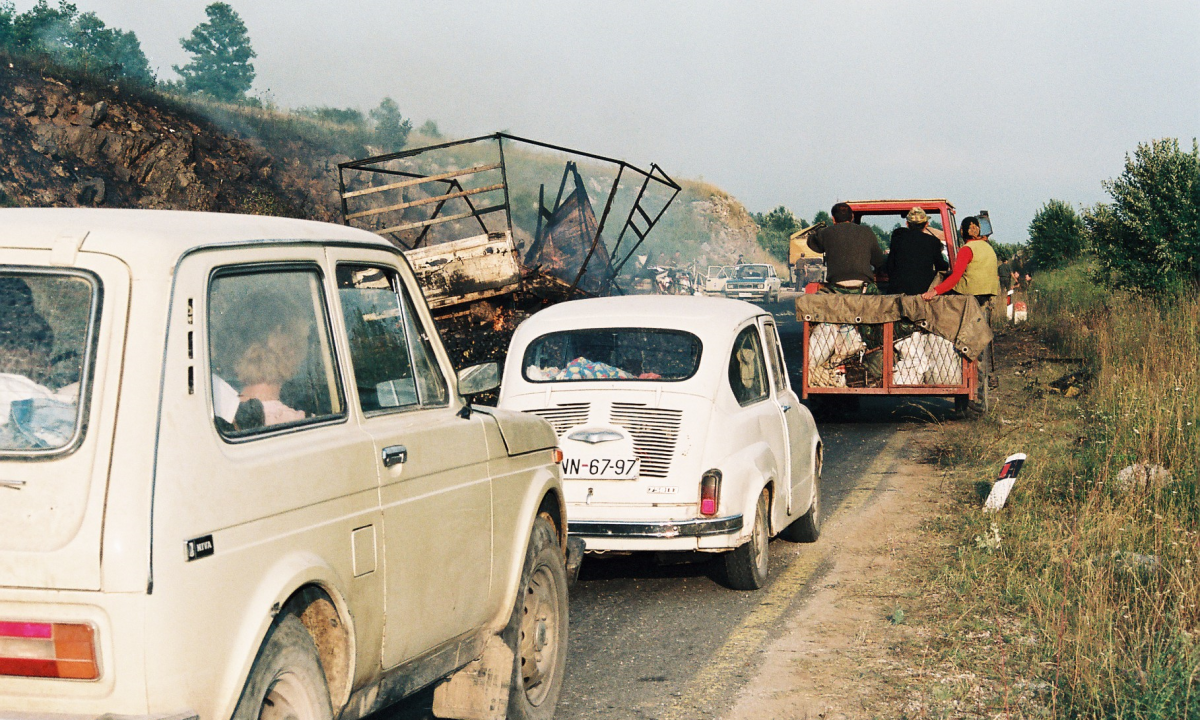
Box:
[934,265,1199,718]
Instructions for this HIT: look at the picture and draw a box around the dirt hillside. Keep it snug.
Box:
[0,58,334,219]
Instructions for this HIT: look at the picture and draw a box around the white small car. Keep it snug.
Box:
[499,296,822,590]
[722,264,782,303]
[0,209,568,720]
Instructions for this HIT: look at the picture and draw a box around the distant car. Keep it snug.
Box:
[0,209,569,720]
[499,296,822,590]
[723,263,782,302]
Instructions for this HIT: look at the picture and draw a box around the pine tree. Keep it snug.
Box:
[369,97,412,150]
[174,2,256,102]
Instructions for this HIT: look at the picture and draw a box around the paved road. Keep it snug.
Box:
[378,300,956,720]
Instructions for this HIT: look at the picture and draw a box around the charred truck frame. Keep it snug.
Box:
[337,133,680,373]
[337,134,679,377]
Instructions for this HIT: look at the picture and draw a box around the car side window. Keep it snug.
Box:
[336,264,447,413]
[728,325,768,406]
[762,323,787,394]
[208,267,345,438]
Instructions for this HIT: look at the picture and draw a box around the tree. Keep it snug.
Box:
[0,1,153,84]
[1087,138,1200,291]
[418,119,443,139]
[68,12,154,83]
[812,210,832,226]
[0,2,17,48]
[6,0,74,53]
[1028,199,1086,270]
[370,97,412,149]
[174,2,256,102]
[753,206,803,262]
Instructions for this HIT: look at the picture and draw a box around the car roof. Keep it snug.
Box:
[0,208,392,272]
[515,295,767,334]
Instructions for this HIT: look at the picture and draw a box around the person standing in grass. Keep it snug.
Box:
[810,202,885,294]
[922,216,1000,387]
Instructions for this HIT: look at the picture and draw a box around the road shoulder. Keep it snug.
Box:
[725,423,947,720]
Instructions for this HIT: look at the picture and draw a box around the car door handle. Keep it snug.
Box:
[381,445,408,467]
[780,403,792,412]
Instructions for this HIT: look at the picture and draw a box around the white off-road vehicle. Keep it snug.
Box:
[0,209,569,720]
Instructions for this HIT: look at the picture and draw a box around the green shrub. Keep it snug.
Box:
[1029,199,1085,269]
[1087,138,1200,292]
[753,206,803,262]
[0,0,154,84]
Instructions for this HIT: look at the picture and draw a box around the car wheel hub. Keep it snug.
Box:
[519,565,560,705]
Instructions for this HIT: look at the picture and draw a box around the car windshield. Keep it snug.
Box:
[0,272,97,453]
[734,265,769,280]
[522,328,702,382]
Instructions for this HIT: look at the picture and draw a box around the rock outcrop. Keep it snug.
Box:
[0,61,316,218]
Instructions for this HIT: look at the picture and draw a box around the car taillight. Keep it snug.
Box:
[700,469,722,517]
[0,621,98,680]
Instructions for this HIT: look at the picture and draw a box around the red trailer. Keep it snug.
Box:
[796,199,991,413]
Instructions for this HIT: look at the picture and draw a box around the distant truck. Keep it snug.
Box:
[788,222,826,289]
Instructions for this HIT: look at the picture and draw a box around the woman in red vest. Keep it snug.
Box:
[922,216,1000,388]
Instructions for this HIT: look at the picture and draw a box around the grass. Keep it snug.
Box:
[915,262,1200,718]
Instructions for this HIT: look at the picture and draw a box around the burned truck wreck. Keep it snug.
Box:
[338,133,680,379]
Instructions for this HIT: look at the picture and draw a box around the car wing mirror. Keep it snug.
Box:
[977,211,993,237]
[458,362,500,397]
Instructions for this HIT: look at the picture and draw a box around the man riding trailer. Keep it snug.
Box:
[795,199,994,415]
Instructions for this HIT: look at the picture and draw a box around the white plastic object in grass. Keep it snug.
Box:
[983,453,1027,512]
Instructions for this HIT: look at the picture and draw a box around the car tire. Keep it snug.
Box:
[782,450,822,543]
[230,614,334,720]
[724,489,770,590]
[504,515,569,720]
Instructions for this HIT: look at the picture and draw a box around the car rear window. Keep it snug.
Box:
[0,271,98,454]
[522,328,701,382]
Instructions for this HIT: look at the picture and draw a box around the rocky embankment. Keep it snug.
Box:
[0,59,327,218]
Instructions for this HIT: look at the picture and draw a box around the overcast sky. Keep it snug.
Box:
[15,0,1200,241]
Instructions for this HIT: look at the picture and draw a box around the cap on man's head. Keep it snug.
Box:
[906,207,929,224]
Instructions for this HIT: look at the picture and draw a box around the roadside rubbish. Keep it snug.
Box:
[1114,551,1161,571]
[1115,463,1172,490]
[983,452,1026,512]
[1006,289,1027,323]
[974,521,1002,551]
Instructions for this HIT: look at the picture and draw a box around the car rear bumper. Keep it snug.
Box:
[568,514,743,539]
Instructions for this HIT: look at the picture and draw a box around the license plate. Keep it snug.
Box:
[739,292,756,297]
[561,456,640,480]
